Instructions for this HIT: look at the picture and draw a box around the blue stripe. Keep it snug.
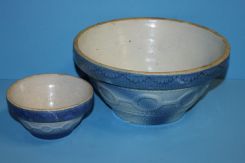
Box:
[74,52,229,90]
[8,96,93,123]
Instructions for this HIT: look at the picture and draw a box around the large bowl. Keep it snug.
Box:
[7,74,94,139]
[74,18,230,125]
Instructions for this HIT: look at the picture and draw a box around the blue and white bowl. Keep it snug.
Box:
[74,18,230,125]
[7,74,93,139]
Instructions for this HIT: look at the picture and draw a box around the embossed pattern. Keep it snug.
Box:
[20,117,82,138]
[74,18,230,125]
[95,81,209,125]
[74,54,228,90]
[74,52,227,124]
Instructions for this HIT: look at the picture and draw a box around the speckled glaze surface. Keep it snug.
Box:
[7,74,94,139]
[74,18,230,125]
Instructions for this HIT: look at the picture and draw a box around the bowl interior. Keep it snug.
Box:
[7,74,93,111]
[77,18,228,73]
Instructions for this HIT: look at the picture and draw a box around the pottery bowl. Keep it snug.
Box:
[74,18,230,125]
[7,74,93,139]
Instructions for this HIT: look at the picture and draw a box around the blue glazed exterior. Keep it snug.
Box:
[8,96,93,139]
[31,129,73,139]
[94,81,209,125]
[74,53,229,90]
[74,18,230,125]
[19,117,83,139]
[74,43,229,125]
[7,96,93,123]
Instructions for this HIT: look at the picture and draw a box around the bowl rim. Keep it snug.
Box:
[74,17,230,75]
[6,73,94,111]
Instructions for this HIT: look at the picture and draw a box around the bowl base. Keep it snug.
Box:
[19,117,82,139]
[30,129,73,139]
[113,110,185,125]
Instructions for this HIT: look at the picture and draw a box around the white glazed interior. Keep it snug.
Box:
[7,74,93,111]
[77,18,228,73]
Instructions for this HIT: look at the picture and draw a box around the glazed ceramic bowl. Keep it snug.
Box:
[7,74,93,139]
[74,18,230,125]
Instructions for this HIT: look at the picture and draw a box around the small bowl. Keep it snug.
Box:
[74,18,230,125]
[7,74,93,139]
